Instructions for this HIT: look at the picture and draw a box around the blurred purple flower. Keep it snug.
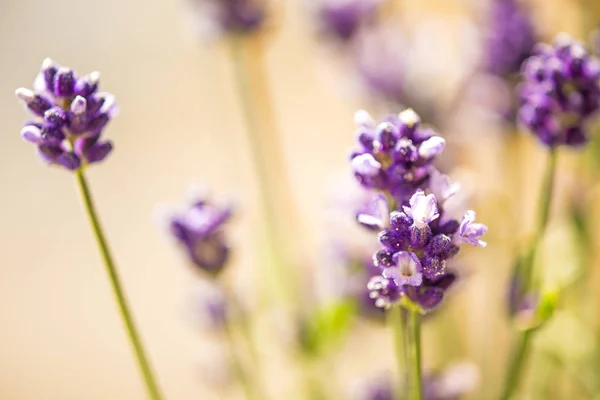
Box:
[518,33,600,147]
[187,0,266,38]
[15,59,117,170]
[353,362,478,399]
[485,0,537,77]
[166,189,233,275]
[314,0,382,43]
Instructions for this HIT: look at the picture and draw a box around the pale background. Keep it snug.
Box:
[0,0,595,399]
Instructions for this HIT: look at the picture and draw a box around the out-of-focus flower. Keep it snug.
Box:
[166,188,233,275]
[15,59,117,170]
[484,0,536,77]
[191,280,230,330]
[350,109,445,204]
[353,24,407,106]
[352,362,478,399]
[186,0,267,39]
[312,0,382,43]
[518,33,600,147]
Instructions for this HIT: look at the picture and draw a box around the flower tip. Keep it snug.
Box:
[15,87,34,102]
[70,95,87,114]
[88,71,101,84]
[41,57,57,70]
[354,109,375,127]
[398,108,420,127]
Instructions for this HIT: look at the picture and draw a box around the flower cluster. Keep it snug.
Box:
[518,33,600,147]
[15,59,117,170]
[189,0,266,38]
[314,0,381,43]
[367,191,486,311]
[351,109,446,203]
[168,190,233,275]
[485,0,536,77]
[349,109,487,312]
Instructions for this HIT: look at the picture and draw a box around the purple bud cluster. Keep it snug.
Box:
[15,59,117,171]
[518,33,600,147]
[314,0,381,43]
[351,109,446,203]
[191,0,266,37]
[350,109,487,313]
[168,190,233,275]
[485,0,536,77]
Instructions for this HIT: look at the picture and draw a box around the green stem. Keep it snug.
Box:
[75,169,164,400]
[501,149,558,399]
[500,330,532,400]
[227,36,297,305]
[223,321,260,400]
[390,306,406,397]
[407,309,423,400]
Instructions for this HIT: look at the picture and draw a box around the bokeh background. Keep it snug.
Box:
[1,0,600,399]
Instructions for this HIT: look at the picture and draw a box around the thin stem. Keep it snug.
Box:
[390,306,406,397]
[406,309,423,400]
[223,321,260,400]
[75,169,164,400]
[227,35,297,304]
[501,149,558,399]
[500,330,532,400]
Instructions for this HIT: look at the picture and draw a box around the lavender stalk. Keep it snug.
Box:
[501,150,555,399]
[227,36,299,305]
[76,170,164,400]
[15,59,163,400]
[503,32,600,398]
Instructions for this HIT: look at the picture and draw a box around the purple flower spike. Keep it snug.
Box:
[383,251,423,287]
[457,210,488,247]
[518,33,600,147]
[403,190,439,229]
[15,59,117,170]
[348,108,488,313]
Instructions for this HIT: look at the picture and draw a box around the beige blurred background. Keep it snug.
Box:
[0,0,595,399]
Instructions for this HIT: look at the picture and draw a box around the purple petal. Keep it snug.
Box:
[84,141,113,163]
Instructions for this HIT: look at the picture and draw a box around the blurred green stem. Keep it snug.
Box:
[75,169,164,400]
[227,35,297,305]
[406,309,423,400]
[390,306,407,397]
[223,319,261,400]
[501,149,558,400]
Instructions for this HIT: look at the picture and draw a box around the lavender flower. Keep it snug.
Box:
[352,108,487,312]
[485,0,536,77]
[15,59,117,170]
[350,109,445,203]
[167,189,233,275]
[187,0,266,38]
[314,0,382,43]
[518,33,600,147]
